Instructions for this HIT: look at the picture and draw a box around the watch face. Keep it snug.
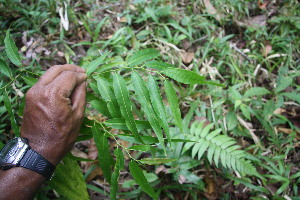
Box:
[0,138,29,170]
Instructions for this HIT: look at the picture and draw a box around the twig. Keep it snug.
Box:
[237,116,263,149]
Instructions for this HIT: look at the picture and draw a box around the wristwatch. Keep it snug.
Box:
[0,137,55,180]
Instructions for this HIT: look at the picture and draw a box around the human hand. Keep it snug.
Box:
[20,64,87,165]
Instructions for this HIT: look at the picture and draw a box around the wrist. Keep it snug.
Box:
[28,141,61,166]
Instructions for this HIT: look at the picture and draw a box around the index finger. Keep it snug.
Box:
[51,71,87,99]
[39,64,86,85]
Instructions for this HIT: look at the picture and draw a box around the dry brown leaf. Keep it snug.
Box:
[246,15,267,27]
[258,0,270,9]
[203,0,222,22]
[180,51,195,64]
[155,165,167,174]
[86,166,103,182]
[274,107,300,129]
[194,116,211,127]
[119,17,127,23]
[178,174,187,184]
[262,41,272,57]
[204,169,219,200]
[273,108,284,115]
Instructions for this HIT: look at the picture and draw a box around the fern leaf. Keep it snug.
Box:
[184,121,257,176]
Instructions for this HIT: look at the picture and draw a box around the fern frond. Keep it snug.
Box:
[184,121,257,176]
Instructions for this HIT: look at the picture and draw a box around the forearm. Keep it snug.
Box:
[0,168,45,200]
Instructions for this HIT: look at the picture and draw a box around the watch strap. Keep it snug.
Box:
[19,149,55,180]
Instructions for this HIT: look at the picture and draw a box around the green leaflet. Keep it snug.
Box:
[96,77,121,118]
[144,60,175,71]
[244,87,270,98]
[276,76,292,93]
[138,158,176,165]
[105,118,151,131]
[86,52,109,76]
[129,145,153,152]
[90,100,112,118]
[129,161,157,199]
[0,59,12,78]
[92,125,112,183]
[3,91,19,136]
[4,30,22,66]
[131,72,165,151]
[281,92,300,104]
[22,76,38,87]
[226,111,238,131]
[113,74,144,144]
[162,68,205,85]
[147,75,170,144]
[164,80,183,132]
[49,157,89,200]
[110,148,124,200]
[117,134,193,145]
[127,48,160,66]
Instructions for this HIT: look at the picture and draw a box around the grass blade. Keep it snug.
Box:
[3,90,19,136]
[113,74,144,143]
[164,80,183,132]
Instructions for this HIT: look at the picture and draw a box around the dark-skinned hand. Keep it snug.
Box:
[0,64,87,200]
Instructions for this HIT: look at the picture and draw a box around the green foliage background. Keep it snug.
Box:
[1,0,300,199]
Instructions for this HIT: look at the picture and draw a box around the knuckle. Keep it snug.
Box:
[25,87,36,101]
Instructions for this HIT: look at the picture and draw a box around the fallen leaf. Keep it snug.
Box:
[86,165,103,182]
[155,165,167,174]
[119,17,127,23]
[273,108,283,115]
[204,168,219,200]
[194,116,211,127]
[246,15,267,27]
[262,41,272,57]
[203,0,222,22]
[258,0,270,9]
[178,174,187,184]
[180,51,195,64]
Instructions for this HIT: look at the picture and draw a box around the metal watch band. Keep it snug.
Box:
[19,149,55,180]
